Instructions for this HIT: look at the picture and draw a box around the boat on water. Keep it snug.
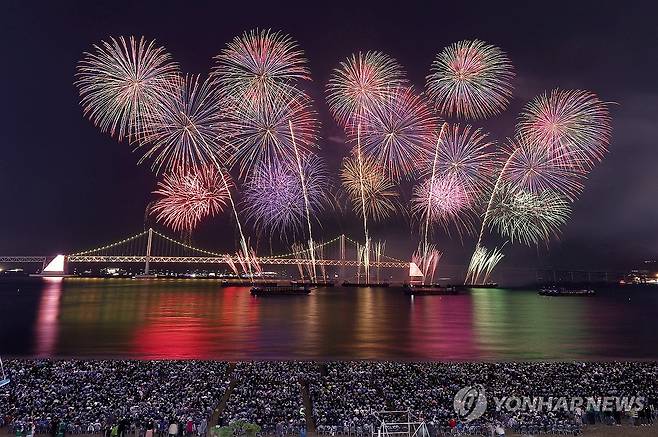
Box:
[403,284,460,296]
[463,282,499,289]
[291,280,335,287]
[538,287,596,296]
[342,282,390,287]
[250,285,314,296]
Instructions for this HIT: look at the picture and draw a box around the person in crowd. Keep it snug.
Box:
[168,420,178,437]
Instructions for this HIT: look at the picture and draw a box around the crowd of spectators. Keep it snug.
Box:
[221,362,312,435]
[311,362,385,435]
[310,361,658,436]
[1,360,657,437]
[0,360,229,437]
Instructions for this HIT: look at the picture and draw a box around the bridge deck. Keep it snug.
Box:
[66,255,408,268]
[0,256,46,263]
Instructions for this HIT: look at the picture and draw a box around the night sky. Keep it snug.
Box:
[2,1,657,272]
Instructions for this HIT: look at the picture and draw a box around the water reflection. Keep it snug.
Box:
[35,277,62,356]
[1,278,657,360]
[470,289,591,360]
[409,295,477,360]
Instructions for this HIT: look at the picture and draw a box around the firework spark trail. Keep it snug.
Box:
[292,242,317,281]
[356,124,371,283]
[475,147,519,248]
[426,39,514,119]
[374,241,385,283]
[481,248,503,284]
[466,145,518,284]
[291,243,304,280]
[465,245,504,285]
[412,244,442,285]
[139,74,254,277]
[289,120,317,282]
[422,123,447,250]
[224,255,240,277]
[76,36,179,142]
[316,243,327,282]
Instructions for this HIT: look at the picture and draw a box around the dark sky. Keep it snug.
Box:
[2,1,657,272]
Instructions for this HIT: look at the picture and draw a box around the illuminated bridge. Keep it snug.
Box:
[0,228,410,274]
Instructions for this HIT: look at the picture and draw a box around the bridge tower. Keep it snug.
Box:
[144,227,153,275]
[339,234,346,280]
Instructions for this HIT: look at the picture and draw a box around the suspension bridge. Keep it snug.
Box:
[0,228,410,276]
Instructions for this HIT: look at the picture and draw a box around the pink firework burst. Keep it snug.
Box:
[426,39,514,119]
[212,28,310,107]
[411,175,476,236]
[355,87,439,181]
[326,51,407,128]
[516,89,612,169]
[150,165,232,232]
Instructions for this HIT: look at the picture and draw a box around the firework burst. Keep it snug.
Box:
[76,36,178,142]
[426,39,514,119]
[517,89,612,168]
[150,165,232,232]
[340,154,398,222]
[488,187,571,246]
[357,87,439,180]
[242,155,328,237]
[212,28,310,107]
[411,175,476,236]
[423,123,497,199]
[327,51,407,128]
[137,74,227,172]
[503,136,586,202]
[221,91,319,179]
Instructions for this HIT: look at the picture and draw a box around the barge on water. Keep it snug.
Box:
[291,280,335,287]
[250,285,314,296]
[538,287,596,297]
[463,282,499,289]
[342,282,390,287]
[403,284,460,296]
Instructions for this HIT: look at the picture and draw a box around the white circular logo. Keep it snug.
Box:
[453,385,487,422]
